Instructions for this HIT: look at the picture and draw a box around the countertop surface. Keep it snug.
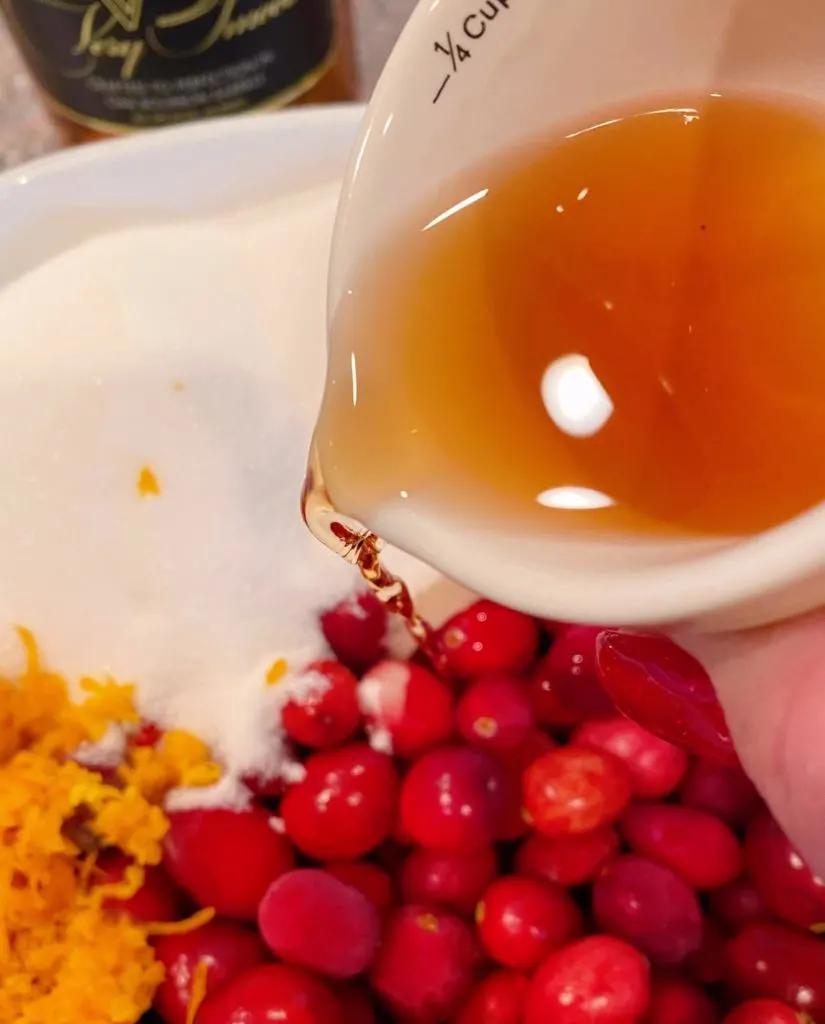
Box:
[0,0,415,169]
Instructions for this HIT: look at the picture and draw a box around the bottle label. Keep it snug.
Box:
[2,0,336,130]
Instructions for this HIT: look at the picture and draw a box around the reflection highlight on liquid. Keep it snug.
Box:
[540,353,613,438]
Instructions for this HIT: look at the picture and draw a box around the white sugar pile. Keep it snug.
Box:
[0,184,456,805]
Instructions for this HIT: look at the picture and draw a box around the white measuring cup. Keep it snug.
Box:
[319,0,825,634]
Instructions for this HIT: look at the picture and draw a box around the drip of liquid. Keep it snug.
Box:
[312,92,825,542]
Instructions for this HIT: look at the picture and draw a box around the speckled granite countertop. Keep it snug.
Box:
[0,0,415,169]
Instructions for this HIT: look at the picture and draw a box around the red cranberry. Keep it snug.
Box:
[456,674,535,754]
[476,875,582,970]
[357,660,454,758]
[399,746,507,852]
[725,920,825,1017]
[593,854,703,966]
[323,861,395,918]
[400,844,498,916]
[686,916,727,986]
[242,771,285,800]
[621,803,742,890]
[744,808,825,930]
[197,964,341,1024]
[153,920,268,1024]
[370,905,479,1022]
[282,660,360,750]
[496,730,557,841]
[163,805,295,920]
[573,718,688,798]
[645,973,720,1023]
[97,850,183,923]
[320,590,389,675]
[709,877,770,934]
[258,869,380,980]
[438,600,539,678]
[595,632,737,764]
[680,759,761,830]
[722,1000,805,1023]
[515,825,620,887]
[280,743,398,860]
[132,720,163,747]
[535,625,617,721]
[529,658,582,728]
[453,969,530,1024]
[335,983,376,1024]
[525,935,651,1024]
[523,746,632,836]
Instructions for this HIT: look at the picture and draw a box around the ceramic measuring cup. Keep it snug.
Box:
[318,0,825,634]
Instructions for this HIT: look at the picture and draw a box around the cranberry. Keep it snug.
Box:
[97,850,183,923]
[163,805,295,920]
[196,964,341,1024]
[258,869,380,979]
[399,746,506,852]
[357,660,454,758]
[725,920,825,1017]
[400,845,498,916]
[456,674,535,754]
[593,854,703,966]
[324,861,395,918]
[645,973,720,1024]
[529,658,582,728]
[370,906,479,1022]
[680,759,761,830]
[515,825,620,887]
[320,590,389,675]
[523,746,632,836]
[595,632,737,764]
[686,916,727,986]
[525,935,651,1024]
[242,771,285,800]
[709,877,770,934]
[335,983,376,1024]
[453,970,530,1024]
[153,920,268,1024]
[132,720,163,747]
[282,660,360,750]
[535,625,617,721]
[744,808,825,930]
[621,803,742,890]
[280,743,398,860]
[496,730,556,841]
[573,718,688,798]
[438,600,539,678]
[722,1000,805,1023]
[476,875,582,970]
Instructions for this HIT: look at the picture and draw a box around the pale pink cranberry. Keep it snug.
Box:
[680,759,761,829]
[456,674,535,754]
[258,869,380,979]
[725,921,825,1017]
[573,717,688,798]
[323,861,395,918]
[400,844,499,916]
[515,826,620,887]
[163,805,295,921]
[593,855,703,967]
[709,877,770,934]
[197,964,341,1024]
[744,807,825,930]
[280,743,398,861]
[453,970,529,1024]
[399,746,507,852]
[282,660,361,749]
[437,600,539,678]
[621,803,742,890]
[370,905,479,1022]
[476,875,582,971]
[357,660,454,758]
[525,935,651,1024]
[645,973,721,1024]
[153,920,269,1024]
[320,590,389,675]
[97,850,184,923]
[523,746,632,836]
[722,999,806,1023]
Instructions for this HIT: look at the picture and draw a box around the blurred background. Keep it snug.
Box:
[0,0,416,169]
